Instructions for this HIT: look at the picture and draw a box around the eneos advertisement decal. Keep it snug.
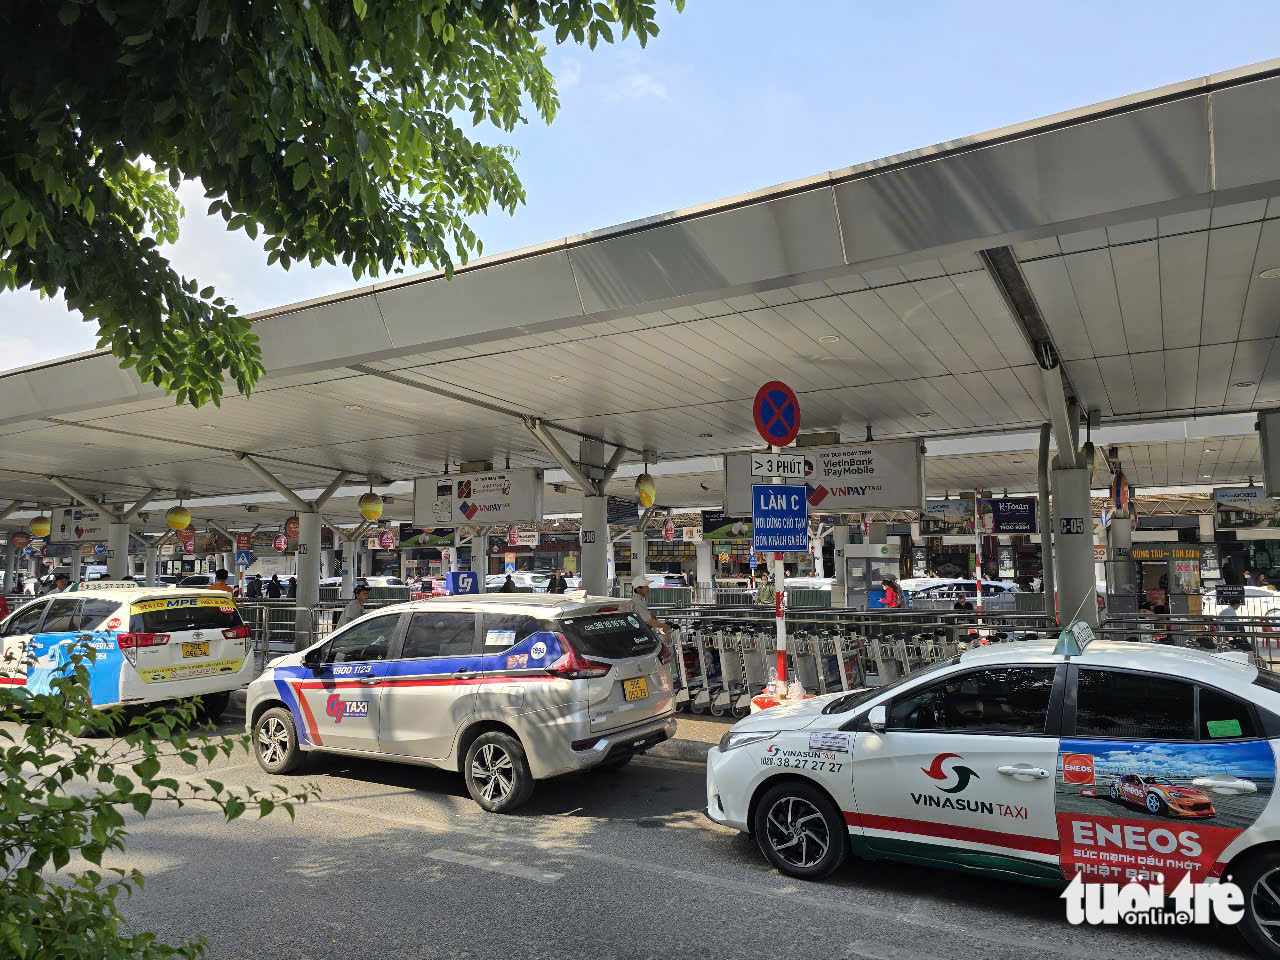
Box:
[1056,739,1275,885]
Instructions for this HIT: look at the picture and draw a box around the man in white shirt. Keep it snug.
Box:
[630,574,669,633]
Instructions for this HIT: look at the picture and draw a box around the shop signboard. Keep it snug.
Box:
[236,533,252,551]
[284,516,300,539]
[701,511,752,541]
[681,526,703,543]
[921,500,973,536]
[997,544,1016,578]
[725,439,925,515]
[663,519,675,543]
[48,507,110,544]
[413,469,543,526]
[379,529,395,550]
[1200,544,1221,579]
[910,546,928,577]
[1214,486,1280,529]
[507,527,539,548]
[273,534,288,553]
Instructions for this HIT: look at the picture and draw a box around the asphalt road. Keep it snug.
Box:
[19,719,1256,960]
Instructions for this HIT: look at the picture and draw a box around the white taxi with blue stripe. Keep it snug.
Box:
[245,594,677,812]
[0,583,253,716]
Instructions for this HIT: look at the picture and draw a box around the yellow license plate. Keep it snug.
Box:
[623,677,648,702]
[181,641,209,659]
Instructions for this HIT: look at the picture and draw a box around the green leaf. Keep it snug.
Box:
[292,164,310,190]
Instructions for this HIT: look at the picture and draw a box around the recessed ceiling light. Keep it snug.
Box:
[1204,447,1216,453]
[549,375,569,383]
[1258,267,1280,279]
[1234,381,1257,389]
[1201,474,1213,479]
[699,432,713,438]
[817,335,840,344]
[917,411,934,418]
[344,403,362,411]
[201,424,217,430]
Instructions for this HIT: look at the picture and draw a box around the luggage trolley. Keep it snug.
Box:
[688,619,725,715]
[710,626,754,718]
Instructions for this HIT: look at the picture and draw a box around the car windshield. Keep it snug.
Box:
[822,656,961,714]
[1147,777,1173,784]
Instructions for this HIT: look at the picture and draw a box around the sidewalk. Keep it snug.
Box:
[227,690,726,763]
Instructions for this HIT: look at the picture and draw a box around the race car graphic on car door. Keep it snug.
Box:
[1055,739,1275,885]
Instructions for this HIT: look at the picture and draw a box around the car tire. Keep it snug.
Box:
[1109,781,1120,800]
[1145,792,1165,815]
[752,780,848,881]
[464,732,534,813]
[254,707,306,775]
[197,691,231,723]
[1234,850,1280,959]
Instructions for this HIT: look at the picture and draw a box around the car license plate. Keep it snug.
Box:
[181,641,209,659]
[623,677,648,701]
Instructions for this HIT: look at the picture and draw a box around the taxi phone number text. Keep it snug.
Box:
[761,756,844,773]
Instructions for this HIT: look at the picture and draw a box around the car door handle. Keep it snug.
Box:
[359,677,379,685]
[997,764,1050,779]
[452,667,472,678]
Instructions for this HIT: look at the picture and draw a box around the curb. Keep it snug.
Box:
[227,688,712,763]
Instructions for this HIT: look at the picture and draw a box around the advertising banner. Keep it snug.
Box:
[1056,739,1274,884]
[701,511,752,542]
[921,500,973,536]
[398,524,455,548]
[724,439,925,515]
[413,469,543,526]
[1214,486,1280,529]
[681,526,703,543]
[48,507,110,544]
[979,497,1038,534]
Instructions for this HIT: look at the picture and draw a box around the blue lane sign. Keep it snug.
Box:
[235,549,252,567]
[446,571,478,595]
[751,484,809,552]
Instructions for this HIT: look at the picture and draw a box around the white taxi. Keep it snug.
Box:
[0,582,253,716]
[706,635,1280,958]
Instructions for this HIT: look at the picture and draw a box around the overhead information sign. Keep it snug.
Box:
[725,439,925,515]
[413,469,544,527]
[751,484,808,553]
[750,452,805,478]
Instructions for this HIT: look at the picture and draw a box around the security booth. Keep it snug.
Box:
[843,542,901,609]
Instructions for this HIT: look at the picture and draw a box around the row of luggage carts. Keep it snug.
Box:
[665,618,960,718]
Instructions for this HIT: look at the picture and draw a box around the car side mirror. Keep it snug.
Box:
[867,704,887,733]
[302,648,322,668]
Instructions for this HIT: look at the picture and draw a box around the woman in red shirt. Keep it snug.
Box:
[881,577,902,609]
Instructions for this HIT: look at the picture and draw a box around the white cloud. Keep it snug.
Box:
[604,71,669,102]
[557,58,582,90]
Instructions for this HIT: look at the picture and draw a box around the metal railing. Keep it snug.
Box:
[237,598,405,669]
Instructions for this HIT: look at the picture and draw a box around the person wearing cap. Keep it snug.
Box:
[338,583,370,627]
[631,574,670,633]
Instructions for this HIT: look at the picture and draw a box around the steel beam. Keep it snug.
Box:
[523,417,597,494]
[1041,365,1080,469]
[121,488,160,522]
[233,453,313,514]
[1038,424,1056,623]
[0,501,22,524]
[599,445,627,486]
[46,477,121,522]
[313,471,352,510]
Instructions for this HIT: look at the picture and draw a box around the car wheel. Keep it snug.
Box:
[752,780,847,880]
[1145,792,1165,815]
[1235,850,1280,959]
[197,691,231,723]
[464,732,534,813]
[1109,781,1120,800]
[254,707,305,775]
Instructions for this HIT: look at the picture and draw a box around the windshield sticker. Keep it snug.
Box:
[809,732,850,753]
[506,653,528,670]
[130,596,237,615]
[484,629,516,646]
[1056,739,1275,885]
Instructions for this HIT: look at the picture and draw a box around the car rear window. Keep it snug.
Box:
[561,613,659,659]
[131,603,242,634]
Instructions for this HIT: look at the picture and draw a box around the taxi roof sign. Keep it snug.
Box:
[70,580,139,591]
[1053,619,1096,656]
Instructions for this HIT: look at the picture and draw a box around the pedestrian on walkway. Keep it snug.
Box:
[266,574,282,599]
[338,583,370,626]
[287,576,297,599]
[880,577,902,609]
[548,570,565,594]
[245,575,262,599]
[499,574,516,593]
[210,569,233,595]
[631,574,670,633]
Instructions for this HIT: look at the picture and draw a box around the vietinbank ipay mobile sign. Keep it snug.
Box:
[751,484,808,552]
[413,469,543,527]
[725,439,925,515]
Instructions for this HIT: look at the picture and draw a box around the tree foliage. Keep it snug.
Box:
[0,646,315,959]
[0,0,681,406]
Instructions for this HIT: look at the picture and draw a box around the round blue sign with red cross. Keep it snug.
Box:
[753,380,801,447]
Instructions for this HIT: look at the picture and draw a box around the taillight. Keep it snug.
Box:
[222,624,250,640]
[658,640,672,665]
[546,646,610,680]
[116,633,170,649]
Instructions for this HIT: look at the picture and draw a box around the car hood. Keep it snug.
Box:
[1156,785,1209,800]
[728,692,847,732]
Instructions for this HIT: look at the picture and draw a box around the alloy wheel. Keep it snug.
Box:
[764,795,830,869]
[1251,867,1280,947]
[258,717,288,766]
[472,743,515,805]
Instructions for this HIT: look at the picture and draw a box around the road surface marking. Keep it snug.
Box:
[427,848,562,883]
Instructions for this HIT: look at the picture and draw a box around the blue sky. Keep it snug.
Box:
[6,0,1280,370]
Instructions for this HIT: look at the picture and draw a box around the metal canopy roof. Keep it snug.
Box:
[3,59,1280,528]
